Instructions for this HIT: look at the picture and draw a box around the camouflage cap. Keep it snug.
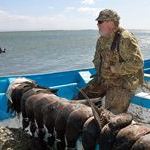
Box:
[96,9,120,22]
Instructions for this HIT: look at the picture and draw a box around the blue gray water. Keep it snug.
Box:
[0,30,150,76]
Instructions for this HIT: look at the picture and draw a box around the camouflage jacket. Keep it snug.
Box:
[92,27,144,91]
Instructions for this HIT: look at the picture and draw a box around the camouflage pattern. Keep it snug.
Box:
[105,87,132,114]
[76,24,143,114]
[93,27,144,91]
[87,27,144,114]
[76,81,107,99]
[96,9,120,22]
[77,80,133,114]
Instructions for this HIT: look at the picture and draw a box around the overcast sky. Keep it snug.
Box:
[0,0,150,31]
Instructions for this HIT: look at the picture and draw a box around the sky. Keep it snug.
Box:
[0,0,150,31]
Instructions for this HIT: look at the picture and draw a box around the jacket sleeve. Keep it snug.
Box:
[112,33,143,75]
[92,38,101,74]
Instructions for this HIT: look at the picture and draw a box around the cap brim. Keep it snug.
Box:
[95,17,102,21]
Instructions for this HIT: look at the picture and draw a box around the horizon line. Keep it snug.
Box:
[1,28,150,33]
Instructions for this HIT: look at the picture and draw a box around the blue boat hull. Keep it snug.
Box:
[0,59,150,121]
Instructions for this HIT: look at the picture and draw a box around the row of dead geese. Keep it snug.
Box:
[6,77,150,150]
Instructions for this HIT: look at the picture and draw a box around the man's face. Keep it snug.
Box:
[97,20,115,37]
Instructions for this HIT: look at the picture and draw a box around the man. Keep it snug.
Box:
[77,9,144,114]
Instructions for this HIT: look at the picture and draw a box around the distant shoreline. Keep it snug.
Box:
[0,28,150,33]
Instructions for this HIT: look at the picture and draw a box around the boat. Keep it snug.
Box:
[0,59,150,121]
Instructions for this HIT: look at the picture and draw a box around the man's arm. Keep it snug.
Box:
[92,38,101,74]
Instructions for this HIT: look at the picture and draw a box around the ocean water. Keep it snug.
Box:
[0,29,150,76]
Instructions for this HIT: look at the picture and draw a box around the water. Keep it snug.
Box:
[0,29,150,76]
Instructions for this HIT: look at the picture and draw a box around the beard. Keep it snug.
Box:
[99,29,113,37]
[99,30,107,37]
